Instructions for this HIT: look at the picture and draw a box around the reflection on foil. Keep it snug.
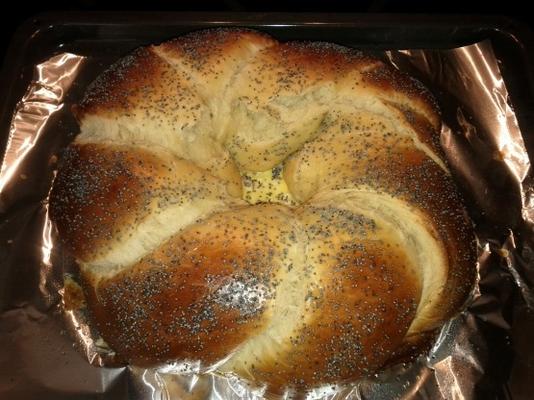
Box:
[38,203,55,303]
[0,53,84,202]
[0,40,533,399]
[501,232,534,308]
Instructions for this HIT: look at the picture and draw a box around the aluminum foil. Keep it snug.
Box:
[0,40,533,400]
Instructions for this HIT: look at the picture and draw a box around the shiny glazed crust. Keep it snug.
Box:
[49,28,477,391]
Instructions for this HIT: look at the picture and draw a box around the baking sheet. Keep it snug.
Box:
[0,31,533,399]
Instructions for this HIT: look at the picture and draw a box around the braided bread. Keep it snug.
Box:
[49,28,476,390]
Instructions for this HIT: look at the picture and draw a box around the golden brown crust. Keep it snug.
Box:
[367,149,476,322]
[50,143,154,261]
[155,28,276,92]
[85,204,298,366]
[75,47,200,124]
[382,100,444,158]
[361,64,441,130]
[49,28,476,391]
[50,143,231,263]
[237,205,421,389]
[284,111,476,330]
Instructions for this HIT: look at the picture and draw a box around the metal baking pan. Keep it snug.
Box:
[1,13,533,399]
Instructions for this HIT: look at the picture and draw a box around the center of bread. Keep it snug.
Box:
[241,165,296,206]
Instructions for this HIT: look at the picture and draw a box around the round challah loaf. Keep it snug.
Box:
[49,28,476,390]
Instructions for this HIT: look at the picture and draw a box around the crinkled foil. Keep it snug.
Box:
[0,40,533,399]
